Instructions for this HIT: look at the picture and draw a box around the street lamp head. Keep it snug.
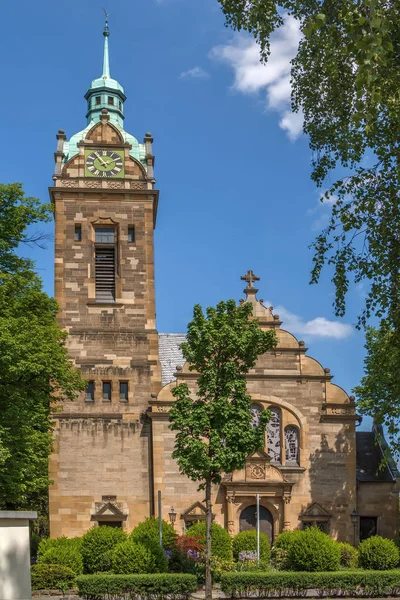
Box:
[350,508,360,524]
[169,507,177,525]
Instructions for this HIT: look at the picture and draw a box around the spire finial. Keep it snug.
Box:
[241,270,260,296]
[102,8,110,78]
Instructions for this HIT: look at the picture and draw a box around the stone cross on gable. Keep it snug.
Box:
[241,270,260,293]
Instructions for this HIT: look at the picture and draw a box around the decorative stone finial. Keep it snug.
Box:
[324,368,331,374]
[241,269,260,296]
[299,340,305,347]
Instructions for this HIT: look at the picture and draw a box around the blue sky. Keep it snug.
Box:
[0,0,371,426]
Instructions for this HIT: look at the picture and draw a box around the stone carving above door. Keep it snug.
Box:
[243,449,285,482]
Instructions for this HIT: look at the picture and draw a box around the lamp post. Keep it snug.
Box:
[169,507,177,528]
[350,509,359,546]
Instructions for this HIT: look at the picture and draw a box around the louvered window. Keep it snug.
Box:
[95,247,115,301]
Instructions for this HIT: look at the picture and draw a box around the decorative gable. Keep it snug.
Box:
[182,501,207,518]
[245,449,284,482]
[300,502,331,521]
[92,501,127,523]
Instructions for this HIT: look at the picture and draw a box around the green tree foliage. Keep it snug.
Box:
[0,183,84,508]
[217,0,400,432]
[81,526,127,574]
[358,535,399,570]
[169,300,276,599]
[354,324,400,453]
[130,517,177,550]
[40,545,84,575]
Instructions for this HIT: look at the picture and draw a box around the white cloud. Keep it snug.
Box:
[266,301,353,339]
[210,15,303,140]
[180,66,210,79]
[307,191,339,230]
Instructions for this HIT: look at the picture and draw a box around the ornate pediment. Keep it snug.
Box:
[244,450,284,482]
[247,449,271,462]
[92,501,127,522]
[182,501,207,518]
[300,502,331,520]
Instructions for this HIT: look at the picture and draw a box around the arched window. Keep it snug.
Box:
[267,407,281,464]
[250,403,263,429]
[285,426,299,464]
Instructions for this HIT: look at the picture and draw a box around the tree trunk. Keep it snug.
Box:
[205,477,212,600]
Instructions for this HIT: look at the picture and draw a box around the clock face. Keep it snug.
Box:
[85,149,124,178]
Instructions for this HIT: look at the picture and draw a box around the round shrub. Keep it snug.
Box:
[130,517,177,550]
[287,527,340,572]
[232,530,270,567]
[358,535,399,570]
[40,545,83,575]
[271,530,301,570]
[338,542,358,569]
[81,526,127,574]
[37,536,82,561]
[186,522,232,560]
[112,540,156,574]
[273,530,302,550]
[31,563,76,591]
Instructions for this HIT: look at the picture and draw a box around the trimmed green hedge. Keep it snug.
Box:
[220,570,400,597]
[81,526,127,573]
[31,563,76,591]
[76,573,197,600]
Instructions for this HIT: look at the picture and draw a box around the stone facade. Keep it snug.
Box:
[49,109,398,545]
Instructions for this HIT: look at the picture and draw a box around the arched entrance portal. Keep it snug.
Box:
[239,505,274,544]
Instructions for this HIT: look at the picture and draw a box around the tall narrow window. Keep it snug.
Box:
[75,224,82,242]
[108,96,114,105]
[250,403,263,429]
[85,381,95,401]
[119,381,128,402]
[285,426,299,464]
[102,381,112,401]
[128,226,135,243]
[95,227,116,302]
[96,96,101,105]
[267,407,281,464]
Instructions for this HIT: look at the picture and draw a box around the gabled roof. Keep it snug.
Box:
[356,430,397,482]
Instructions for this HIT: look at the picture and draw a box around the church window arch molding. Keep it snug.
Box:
[249,399,303,466]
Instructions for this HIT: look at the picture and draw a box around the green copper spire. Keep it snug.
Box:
[84,12,126,127]
[102,10,110,78]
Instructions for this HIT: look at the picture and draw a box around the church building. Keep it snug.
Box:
[49,21,398,544]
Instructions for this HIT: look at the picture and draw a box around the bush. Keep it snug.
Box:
[37,535,82,560]
[338,542,358,569]
[358,536,399,570]
[130,517,177,550]
[112,541,156,574]
[271,530,302,570]
[273,530,301,551]
[76,573,197,600]
[40,545,84,575]
[81,526,127,574]
[220,570,400,598]
[31,563,76,591]
[186,522,232,560]
[233,530,270,568]
[286,527,340,572]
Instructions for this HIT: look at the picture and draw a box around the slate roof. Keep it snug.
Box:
[356,431,396,482]
[158,333,186,387]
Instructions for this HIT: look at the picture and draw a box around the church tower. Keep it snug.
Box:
[49,17,161,536]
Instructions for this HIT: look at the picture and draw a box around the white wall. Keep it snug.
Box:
[0,512,37,600]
